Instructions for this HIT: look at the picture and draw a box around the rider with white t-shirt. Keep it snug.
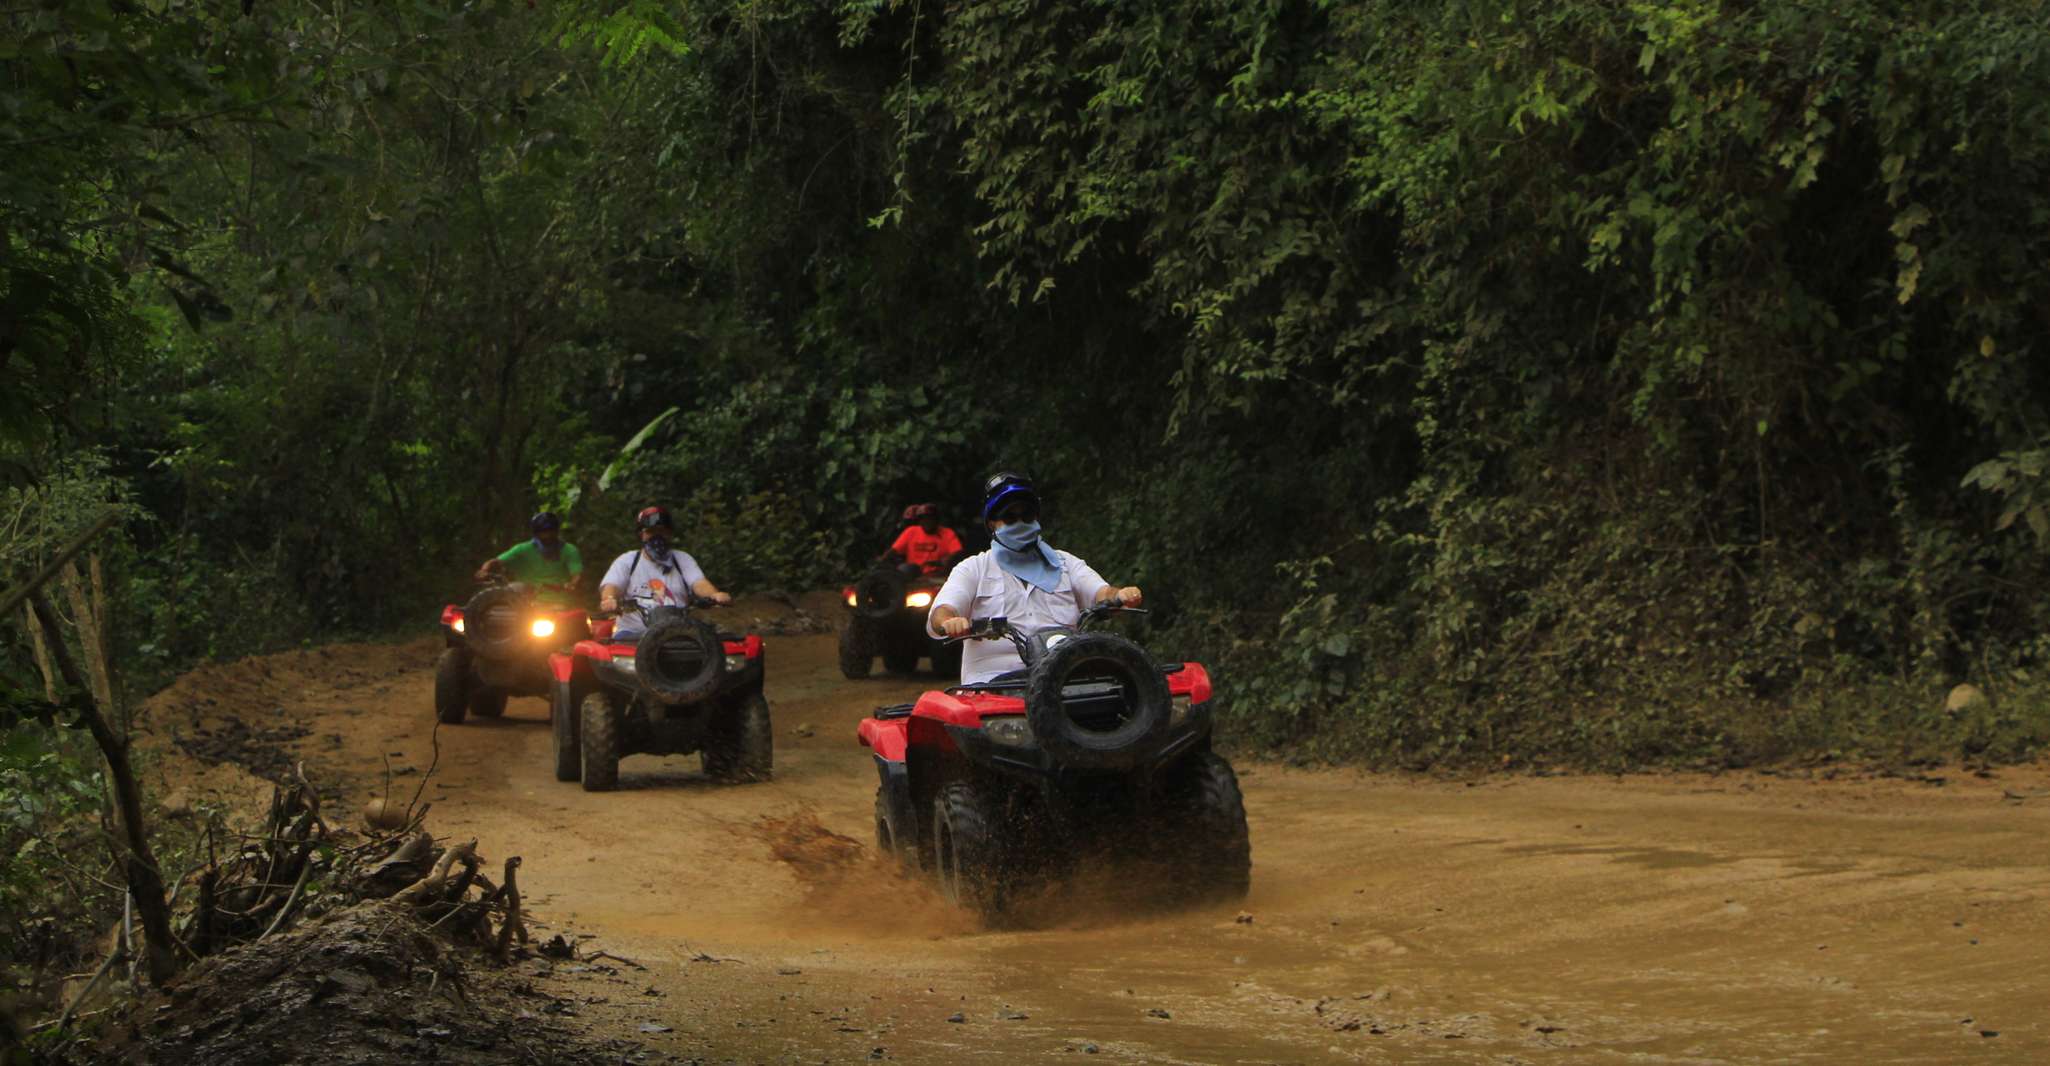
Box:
[598,505,733,642]
[926,472,1143,684]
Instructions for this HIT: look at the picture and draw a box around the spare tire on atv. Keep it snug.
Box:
[461,585,529,659]
[853,569,907,621]
[634,612,725,704]
[1025,633,1172,770]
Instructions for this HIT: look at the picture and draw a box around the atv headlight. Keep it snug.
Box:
[723,653,749,671]
[1170,693,1192,725]
[905,591,934,609]
[530,618,556,639]
[844,590,859,607]
[452,618,465,634]
[982,716,1035,747]
[613,656,636,674]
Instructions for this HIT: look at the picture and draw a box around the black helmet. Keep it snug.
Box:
[636,505,673,530]
[980,471,1038,522]
[530,511,562,533]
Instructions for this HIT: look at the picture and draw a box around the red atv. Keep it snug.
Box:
[546,595,770,791]
[435,579,589,724]
[856,602,1248,921]
[838,567,960,678]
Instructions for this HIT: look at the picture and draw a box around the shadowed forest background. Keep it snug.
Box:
[8,0,2050,773]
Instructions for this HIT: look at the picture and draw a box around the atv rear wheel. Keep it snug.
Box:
[434,649,471,725]
[468,686,508,718]
[1164,752,1251,901]
[550,681,580,782]
[875,787,919,873]
[702,693,773,782]
[837,623,872,680]
[933,782,1006,920]
[578,691,622,792]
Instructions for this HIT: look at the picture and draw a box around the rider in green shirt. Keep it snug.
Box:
[475,512,584,607]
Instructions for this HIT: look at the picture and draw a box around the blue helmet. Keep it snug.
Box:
[980,471,1039,523]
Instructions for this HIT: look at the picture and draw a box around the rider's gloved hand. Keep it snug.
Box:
[940,615,972,638]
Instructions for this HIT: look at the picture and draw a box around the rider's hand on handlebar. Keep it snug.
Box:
[1116,586,1143,607]
[599,594,620,615]
[712,591,733,606]
[939,615,972,638]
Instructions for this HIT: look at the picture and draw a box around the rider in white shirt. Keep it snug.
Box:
[926,472,1142,684]
[598,505,732,642]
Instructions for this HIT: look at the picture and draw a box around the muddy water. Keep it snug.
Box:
[151,624,2050,1064]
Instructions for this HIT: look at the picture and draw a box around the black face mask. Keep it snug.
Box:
[644,536,673,563]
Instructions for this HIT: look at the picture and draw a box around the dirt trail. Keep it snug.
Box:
[144,614,2050,1064]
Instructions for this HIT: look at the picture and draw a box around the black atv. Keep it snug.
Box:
[549,595,770,791]
[435,579,588,724]
[855,601,1249,921]
[837,567,960,678]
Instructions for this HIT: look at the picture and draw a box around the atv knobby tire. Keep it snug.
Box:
[702,693,773,782]
[875,787,918,872]
[551,681,581,782]
[1165,752,1251,901]
[579,691,622,792]
[1024,633,1171,770]
[837,622,873,679]
[854,569,906,621]
[468,686,508,718]
[434,648,471,725]
[932,782,1006,920]
[634,615,725,705]
[461,585,529,659]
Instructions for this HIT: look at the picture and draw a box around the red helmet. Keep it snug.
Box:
[636,505,673,530]
[902,503,940,522]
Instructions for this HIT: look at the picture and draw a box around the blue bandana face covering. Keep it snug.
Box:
[532,537,562,560]
[643,536,673,565]
[991,520,1063,592]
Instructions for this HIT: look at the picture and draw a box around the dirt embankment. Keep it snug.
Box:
[127,598,2050,1064]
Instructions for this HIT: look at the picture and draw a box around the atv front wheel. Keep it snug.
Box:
[579,691,622,792]
[933,782,1006,920]
[1164,752,1251,901]
[550,682,580,782]
[837,623,872,680]
[703,693,773,782]
[468,686,508,719]
[434,649,471,725]
[875,787,919,873]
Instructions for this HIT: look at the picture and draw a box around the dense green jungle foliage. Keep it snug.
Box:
[7,0,2050,783]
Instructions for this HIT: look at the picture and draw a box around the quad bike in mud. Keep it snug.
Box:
[435,578,589,725]
[855,602,1248,921]
[838,567,960,679]
[547,595,770,791]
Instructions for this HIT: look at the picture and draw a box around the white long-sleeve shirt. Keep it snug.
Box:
[926,546,1109,684]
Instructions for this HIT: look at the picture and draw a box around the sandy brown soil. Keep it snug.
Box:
[140,602,2050,1064]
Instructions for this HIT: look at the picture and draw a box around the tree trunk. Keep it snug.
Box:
[23,603,59,703]
[28,591,179,986]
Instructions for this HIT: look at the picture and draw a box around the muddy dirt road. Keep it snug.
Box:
[146,619,2050,1064]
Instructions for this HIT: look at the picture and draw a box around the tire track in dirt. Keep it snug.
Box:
[142,609,2050,1063]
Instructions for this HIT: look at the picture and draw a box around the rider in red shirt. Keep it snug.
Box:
[887,503,964,576]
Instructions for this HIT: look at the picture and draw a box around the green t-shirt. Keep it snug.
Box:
[497,541,583,606]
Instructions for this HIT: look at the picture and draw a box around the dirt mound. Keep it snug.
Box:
[109,904,655,1066]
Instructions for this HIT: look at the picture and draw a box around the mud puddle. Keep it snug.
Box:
[135,601,2050,1063]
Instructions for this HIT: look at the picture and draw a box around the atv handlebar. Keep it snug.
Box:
[941,599,1146,645]
[591,594,724,620]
